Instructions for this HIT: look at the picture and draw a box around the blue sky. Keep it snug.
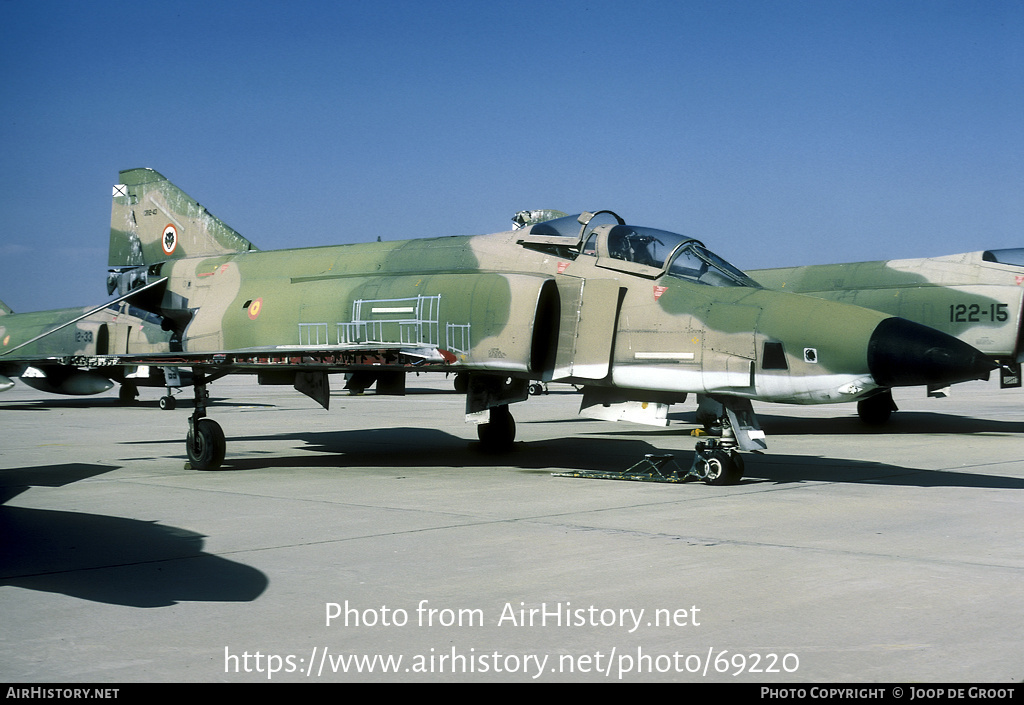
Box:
[1,0,1022,311]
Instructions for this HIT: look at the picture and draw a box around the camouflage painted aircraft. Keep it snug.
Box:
[3,168,997,483]
[751,251,1024,423]
[0,298,181,404]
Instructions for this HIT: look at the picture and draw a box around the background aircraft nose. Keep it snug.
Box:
[867,317,997,388]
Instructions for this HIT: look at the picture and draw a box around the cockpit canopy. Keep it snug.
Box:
[982,248,1024,267]
[518,211,759,288]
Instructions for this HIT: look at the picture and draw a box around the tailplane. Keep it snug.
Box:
[109,168,257,268]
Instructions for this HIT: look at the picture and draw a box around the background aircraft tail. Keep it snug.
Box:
[0,299,12,316]
[109,168,257,268]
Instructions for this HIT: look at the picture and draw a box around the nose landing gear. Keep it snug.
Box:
[553,397,751,485]
[690,439,745,485]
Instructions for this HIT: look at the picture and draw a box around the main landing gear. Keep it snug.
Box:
[477,404,516,452]
[185,372,225,470]
[466,375,528,453]
[857,389,897,426]
[118,381,138,405]
[159,366,183,411]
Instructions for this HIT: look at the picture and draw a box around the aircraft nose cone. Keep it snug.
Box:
[867,317,997,388]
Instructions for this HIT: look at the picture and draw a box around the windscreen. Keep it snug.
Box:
[605,225,758,287]
[667,241,760,287]
[983,249,1024,266]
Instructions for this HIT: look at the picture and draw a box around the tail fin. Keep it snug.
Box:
[109,168,257,267]
[0,299,12,316]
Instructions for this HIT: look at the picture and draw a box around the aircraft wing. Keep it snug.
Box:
[53,342,465,411]
[72,341,461,372]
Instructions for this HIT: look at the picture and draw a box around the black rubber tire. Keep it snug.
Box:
[187,418,226,470]
[477,405,516,452]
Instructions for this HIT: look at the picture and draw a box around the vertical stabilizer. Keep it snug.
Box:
[109,168,257,267]
[0,299,12,316]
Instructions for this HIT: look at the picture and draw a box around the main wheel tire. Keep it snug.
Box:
[118,383,138,405]
[858,391,895,426]
[477,405,516,452]
[187,418,226,470]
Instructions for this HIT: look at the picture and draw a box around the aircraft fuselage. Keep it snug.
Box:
[149,224,989,409]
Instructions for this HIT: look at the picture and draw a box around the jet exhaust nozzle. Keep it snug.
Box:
[867,317,998,388]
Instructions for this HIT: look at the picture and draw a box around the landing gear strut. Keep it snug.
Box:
[185,372,225,470]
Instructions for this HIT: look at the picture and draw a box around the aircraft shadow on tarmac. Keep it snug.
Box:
[205,426,1024,491]
[0,463,268,608]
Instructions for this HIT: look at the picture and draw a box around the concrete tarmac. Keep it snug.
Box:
[1,376,1022,683]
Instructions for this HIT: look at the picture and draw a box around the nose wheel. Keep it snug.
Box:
[690,404,748,485]
[691,440,745,485]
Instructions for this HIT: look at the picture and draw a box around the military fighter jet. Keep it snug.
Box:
[0,298,182,405]
[2,169,996,483]
[751,250,1023,423]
